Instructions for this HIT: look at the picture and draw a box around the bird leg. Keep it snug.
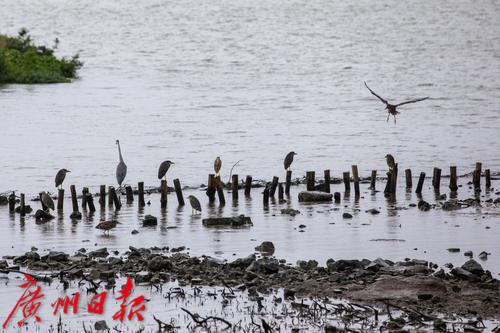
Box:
[386,113,390,122]
[393,115,397,124]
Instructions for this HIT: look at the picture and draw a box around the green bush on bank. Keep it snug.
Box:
[0,29,82,84]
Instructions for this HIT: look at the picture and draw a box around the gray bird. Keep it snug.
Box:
[95,220,120,235]
[364,81,429,124]
[158,161,174,180]
[41,192,55,211]
[214,157,222,177]
[116,140,127,187]
[55,169,70,189]
[284,152,297,171]
[385,154,396,170]
[187,195,201,215]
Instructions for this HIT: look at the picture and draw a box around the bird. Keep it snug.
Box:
[158,160,174,180]
[214,157,222,177]
[55,169,70,189]
[385,154,396,170]
[41,192,55,211]
[95,220,120,235]
[116,140,127,187]
[284,152,297,171]
[364,81,429,124]
[187,195,202,215]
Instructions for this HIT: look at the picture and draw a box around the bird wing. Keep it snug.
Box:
[364,81,388,104]
[396,97,429,107]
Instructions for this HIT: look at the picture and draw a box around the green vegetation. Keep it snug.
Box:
[0,29,82,84]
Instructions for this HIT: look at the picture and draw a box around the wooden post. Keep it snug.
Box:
[99,185,106,207]
[215,176,225,206]
[108,186,113,207]
[160,180,168,209]
[405,169,412,189]
[70,185,79,213]
[232,175,239,201]
[485,169,491,188]
[109,186,121,210]
[125,186,134,204]
[86,192,96,212]
[278,183,284,201]
[39,192,47,211]
[416,172,425,194]
[370,170,377,190]
[57,189,64,211]
[323,170,331,193]
[263,186,269,206]
[244,175,252,196]
[173,179,185,206]
[207,174,216,203]
[433,168,441,191]
[81,187,88,210]
[270,176,279,196]
[8,192,16,213]
[449,166,458,191]
[391,164,398,194]
[384,172,392,195]
[343,172,350,194]
[474,162,482,191]
[20,193,26,217]
[334,192,341,203]
[351,165,360,196]
[306,172,315,191]
[138,182,145,207]
[285,170,292,195]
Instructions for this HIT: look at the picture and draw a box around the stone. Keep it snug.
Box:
[134,271,153,284]
[15,205,33,214]
[131,229,139,235]
[70,211,82,219]
[281,208,300,216]
[0,260,8,269]
[461,259,484,275]
[464,250,473,257]
[229,254,256,269]
[451,267,480,282]
[170,246,186,253]
[35,209,54,221]
[143,215,158,226]
[442,200,461,211]
[202,215,253,227]
[418,200,431,211]
[24,251,40,262]
[255,241,275,255]
[107,257,123,265]
[333,192,341,203]
[478,251,488,260]
[327,259,363,272]
[298,191,333,202]
[367,208,380,214]
[47,251,69,262]
[89,248,109,258]
[342,213,353,219]
[417,293,433,301]
[148,256,173,272]
[95,320,108,331]
[447,248,460,253]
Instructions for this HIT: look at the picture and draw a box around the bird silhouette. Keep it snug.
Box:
[55,169,70,190]
[187,195,202,215]
[158,160,174,181]
[385,154,396,171]
[364,82,429,124]
[96,220,120,235]
[41,192,55,211]
[284,152,297,171]
[116,140,127,187]
[214,157,222,177]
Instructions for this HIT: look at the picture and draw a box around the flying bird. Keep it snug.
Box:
[95,220,120,235]
[55,169,70,189]
[116,140,127,187]
[364,81,429,124]
[41,192,55,211]
[187,195,202,215]
[158,160,174,180]
[385,154,396,171]
[284,152,297,171]
[214,157,222,177]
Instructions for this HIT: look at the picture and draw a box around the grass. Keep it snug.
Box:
[0,28,82,84]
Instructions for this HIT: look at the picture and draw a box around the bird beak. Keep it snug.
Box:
[171,162,175,164]
[67,170,71,173]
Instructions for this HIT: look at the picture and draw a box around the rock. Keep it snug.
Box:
[255,241,275,255]
[134,271,153,284]
[70,211,82,219]
[148,256,173,272]
[442,200,461,211]
[333,192,341,203]
[202,215,253,227]
[342,213,353,219]
[89,248,109,258]
[47,251,69,262]
[478,251,488,260]
[35,209,54,221]
[417,293,433,301]
[298,191,333,202]
[284,288,295,299]
[297,260,318,271]
[24,251,40,262]
[131,229,139,235]
[325,324,340,333]
[365,258,391,272]
[366,208,380,214]
[464,250,473,257]
[0,260,8,269]
[247,258,279,274]
[15,205,33,214]
[461,259,484,275]
[99,270,115,280]
[451,267,480,282]
[170,246,186,253]
[229,254,256,269]
[0,195,8,205]
[436,193,447,201]
[143,215,158,226]
[281,208,300,216]
[433,269,446,279]
[327,259,363,272]
[418,200,431,211]
[107,257,123,265]
[447,248,460,253]
[94,320,108,331]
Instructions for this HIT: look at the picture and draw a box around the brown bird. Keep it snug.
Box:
[95,220,120,235]
[158,160,174,180]
[41,192,55,211]
[214,157,222,177]
[284,152,297,171]
[385,154,396,170]
[364,81,429,124]
[187,195,202,215]
[55,169,70,189]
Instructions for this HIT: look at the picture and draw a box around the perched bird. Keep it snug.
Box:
[41,192,55,211]
[116,140,127,187]
[95,220,120,235]
[55,169,70,189]
[385,154,396,170]
[158,160,174,180]
[364,81,429,124]
[187,195,202,215]
[214,157,222,177]
[284,152,297,171]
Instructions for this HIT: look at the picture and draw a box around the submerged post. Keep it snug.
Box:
[8,192,16,213]
[278,183,284,201]
[125,186,134,204]
[160,180,168,209]
[86,191,96,212]
[244,175,252,196]
[323,170,331,193]
[416,172,426,194]
[263,186,269,206]
[138,182,145,208]
[108,187,113,207]
[449,166,458,191]
[433,168,441,192]
[485,169,491,189]
[109,186,121,210]
[306,171,315,191]
[405,169,412,189]
[57,189,64,211]
[232,175,239,201]
[474,162,482,192]
[82,187,88,210]
[215,176,225,206]
[384,172,392,195]
[285,170,292,195]
[20,193,26,217]
[352,165,360,196]
[207,174,216,203]
[270,176,279,196]
[173,179,185,206]
[99,185,106,207]
[391,164,398,194]
[370,170,377,190]
[343,172,350,194]
[70,185,79,213]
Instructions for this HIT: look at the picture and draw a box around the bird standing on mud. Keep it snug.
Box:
[55,169,70,189]
[284,152,297,171]
[385,154,396,171]
[158,160,174,181]
[364,82,429,124]
[214,157,222,177]
[95,220,120,235]
[116,140,127,187]
[187,195,202,215]
[41,192,55,211]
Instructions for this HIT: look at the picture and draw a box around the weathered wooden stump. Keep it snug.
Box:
[449,166,458,191]
[352,165,360,196]
[323,169,331,193]
[285,170,292,195]
[416,172,426,194]
[244,175,252,196]
[232,175,239,201]
[343,172,350,194]
[57,189,64,211]
[138,182,145,207]
[306,171,315,191]
[125,186,134,204]
[173,179,185,206]
[270,176,279,196]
